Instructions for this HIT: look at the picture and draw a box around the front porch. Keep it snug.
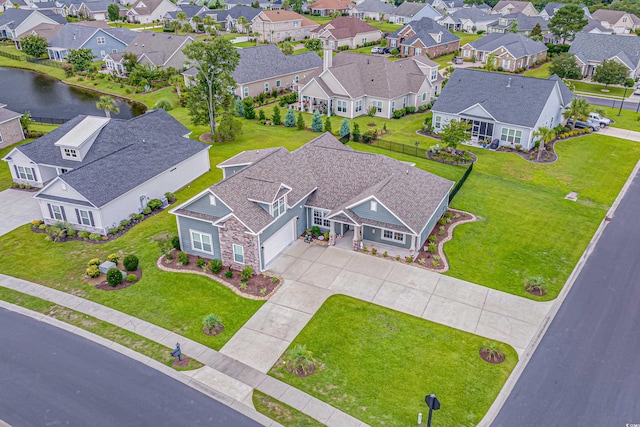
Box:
[333,230,414,259]
[47,47,68,62]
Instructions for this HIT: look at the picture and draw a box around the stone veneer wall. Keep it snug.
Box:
[218,216,261,272]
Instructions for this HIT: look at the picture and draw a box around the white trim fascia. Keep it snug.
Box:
[34,176,97,208]
[213,212,257,234]
[417,187,452,238]
[238,66,320,86]
[457,103,497,121]
[163,36,195,67]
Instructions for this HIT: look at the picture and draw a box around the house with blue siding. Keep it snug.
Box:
[46,23,137,61]
[171,133,453,272]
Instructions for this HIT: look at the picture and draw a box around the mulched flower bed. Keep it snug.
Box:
[10,184,38,192]
[172,356,191,368]
[427,149,477,165]
[286,363,315,378]
[203,325,225,336]
[479,348,506,364]
[158,252,281,300]
[84,262,142,291]
[496,142,558,164]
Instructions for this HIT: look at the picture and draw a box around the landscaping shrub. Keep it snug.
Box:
[428,235,437,244]
[85,265,100,278]
[311,226,321,237]
[405,106,416,114]
[241,266,254,281]
[202,313,223,332]
[209,259,223,274]
[311,112,323,132]
[284,108,296,127]
[78,230,90,239]
[125,274,138,283]
[123,254,139,271]
[108,228,119,235]
[428,243,437,254]
[196,258,206,269]
[88,258,101,267]
[258,109,266,122]
[120,219,131,227]
[89,233,101,241]
[392,108,406,119]
[177,251,189,265]
[164,192,176,203]
[107,253,119,264]
[283,344,316,376]
[147,199,163,211]
[142,207,152,215]
[224,269,233,278]
[106,268,123,287]
[272,105,282,125]
[153,98,174,111]
[278,93,298,107]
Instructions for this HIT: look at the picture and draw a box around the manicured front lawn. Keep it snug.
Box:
[270,295,517,427]
[596,105,640,132]
[523,62,552,78]
[570,81,631,99]
[253,390,324,427]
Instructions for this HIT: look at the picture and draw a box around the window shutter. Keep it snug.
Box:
[88,211,94,227]
[13,165,18,178]
[31,168,37,181]
[60,206,67,221]
[75,209,81,224]
[47,203,53,218]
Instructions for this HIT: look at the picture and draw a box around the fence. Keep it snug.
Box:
[31,116,69,125]
[449,162,473,203]
[0,50,64,69]
[0,50,24,61]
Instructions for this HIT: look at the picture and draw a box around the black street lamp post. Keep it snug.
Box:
[619,87,629,116]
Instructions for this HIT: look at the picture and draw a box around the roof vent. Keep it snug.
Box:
[142,138,146,144]
[507,77,511,88]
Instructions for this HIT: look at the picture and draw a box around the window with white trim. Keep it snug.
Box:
[404,46,409,55]
[391,100,395,112]
[500,127,522,145]
[382,229,404,243]
[371,100,382,113]
[337,99,347,113]
[390,39,397,48]
[16,166,34,180]
[63,148,78,159]
[422,92,427,101]
[402,96,407,108]
[244,87,249,97]
[463,49,470,57]
[100,50,106,58]
[97,36,106,44]
[430,68,438,81]
[434,115,442,129]
[415,48,422,56]
[191,230,213,254]
[295,75,299,82]
[355,99,362,113]
[276,80,281,87]
[78,209,91,226]
[272,196,286,218]
[264,82,269,92]
[312,209,330,227]
[51,204,63,221]
[503,59,510,69]
[361,37,366,44]
[233,244,244,264]
[370,200,377,211]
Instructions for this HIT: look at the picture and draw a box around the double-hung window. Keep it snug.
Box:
[371,100,382,113]
[264,82,269,92]
[51,205,64,221]
[434,115,442,129]
[96,36,105,44]
[312,209,330,227]
[355,99,362,113]
[16,166,34,181]
[337,100,347,113]
[191,230,213,254]
[272,196,286,218]
[500,127,522,145]
[382,230,404,243]
[233,244,244,264]
[78,209,91,226]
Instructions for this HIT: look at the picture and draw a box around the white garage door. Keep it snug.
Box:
[94,13,105,20]
[263,218,295,266]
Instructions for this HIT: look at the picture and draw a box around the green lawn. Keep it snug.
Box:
[597,106,640,131]
[523,62,552,78]
[253,390,324,427]
[455,31,483,46]
[570,81,631,99]
[270,295,517,427]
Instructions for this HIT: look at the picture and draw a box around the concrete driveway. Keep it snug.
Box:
[0,189,41,236]
[220,241,553,373]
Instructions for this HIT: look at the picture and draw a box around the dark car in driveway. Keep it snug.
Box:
[452,56,463,64]
[566,118,601,131]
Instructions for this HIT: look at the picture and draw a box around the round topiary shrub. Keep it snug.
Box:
[107,253,119,264]
[125,274,138,283]
[85,265,100,278]
[87,258,101,267]
[89,233,101,241]
[106,268,123,287]
[123,254,139,271]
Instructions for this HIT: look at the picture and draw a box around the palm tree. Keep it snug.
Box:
[280,41,293,55]
[203,15,214,34]
[533,126,556,161]
[563,98,590,130]
[237,16,248,33]
[96,96,119,118]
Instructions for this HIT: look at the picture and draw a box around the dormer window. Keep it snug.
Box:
[272,196,286,218]
[431,68,438,81]
[63,148,78,159]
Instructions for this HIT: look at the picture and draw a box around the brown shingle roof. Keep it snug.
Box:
[259,9,318,27]
[311,16,380,39]
[592,9,640,25]
[309,0,354,11]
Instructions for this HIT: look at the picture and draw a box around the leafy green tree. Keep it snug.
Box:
[107,3,120,21]
[563,98,590,130]
[96,96,119,118]
[304,38,323,53]
[440,119,471,149]
[285,108,296,127]
[242,97,255,119]
[176,11,188,22]
[297,111,305,130]
[352,121,361,141]
[67,48,94,72]
[592,59,628,87]
[183,39,240,135]
[508,21,518,33]
[529,23,543,41]
[20,110,33,136]
[323,116,332,133]
[311,112,323,132]
[533,126,556,161]
[484,53,496,71]
[214,114,242,142]
[122,52,139,74]
[272,105,282,125]
[258,108,266,121]
[549,4,588,43]
[289,0,303,13]
[339,118,350,139]
[550,53,581,79]
[20,34,48,58]
[280,41,294,55]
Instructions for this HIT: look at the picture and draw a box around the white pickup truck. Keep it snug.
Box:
[588,113,611,127]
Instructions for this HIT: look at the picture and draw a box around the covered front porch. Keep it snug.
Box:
[300,95,331,116]
[47,47,68,62]
[334,230,414,259]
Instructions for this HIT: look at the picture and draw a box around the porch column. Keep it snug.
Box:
[410,234,417,256]
[352,225,361,251]
[329,220,336,246]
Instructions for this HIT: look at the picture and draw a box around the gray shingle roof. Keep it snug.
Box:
[48,24,99,49]
[124,32,194,66]
[0,105,21,125]
[27,110,207,207]
[352,0,395,14]
[468,32,547,57]
[81,0,122,12]
[392,18,460,48]
[547,74,574,106]
[542,2,588,18]
[40,10,67,24]
[188,133,452,234]
[217,148,280,167]
[449,6,493,22]
[592,9,640,25]
[206,5,262,22]
[495,12,548,31]
[311,15,381,39]
[166,5,207,19]
[393,1,431,18]
[0,9,63,29]
[492,0,533,14]
[569,32,640,69]
[233,44,321,85]
[582,17,611,34]
[432,68,572,128]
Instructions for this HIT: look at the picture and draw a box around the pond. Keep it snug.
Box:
[0,67,146,122]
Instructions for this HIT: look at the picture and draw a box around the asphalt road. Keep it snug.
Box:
[578,94,640,112]
[492,172,640,425]
[0,308,261,427]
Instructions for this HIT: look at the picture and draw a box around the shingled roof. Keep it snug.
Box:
[124,32,194,66]
[592,9,640,25]
[468,32,547,57]
[200,133,453,234]
[569,32,640,69]
[392,17,460,48]
[311,16,381,39]
[352,0,395,15]
[232,44,321,85]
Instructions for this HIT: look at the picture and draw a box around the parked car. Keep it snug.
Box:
[588,112,611,127]
[371,47,380,54]
[452,56,463,64]
[567,118,601,131]
[379,47,390,54]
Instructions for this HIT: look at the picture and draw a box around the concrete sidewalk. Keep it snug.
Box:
[0,273,366,427]
[220,242,553,375]
[600,126,640,142]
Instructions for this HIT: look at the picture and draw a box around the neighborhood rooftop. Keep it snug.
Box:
[468,33,546,57]
[391,18,459,47]
[231,44,321,85]
[569,32,640,69]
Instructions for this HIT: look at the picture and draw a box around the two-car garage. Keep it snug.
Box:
[261,218,296,268]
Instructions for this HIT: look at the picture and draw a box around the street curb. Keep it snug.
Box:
[0,301,280,427]
[478,158,640,426]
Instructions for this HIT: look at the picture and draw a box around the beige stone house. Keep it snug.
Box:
[0,104,24,149]
[591,9,640,34]
[387,17,460,58]
[251,10,320,43]
[298,49,442,118]
[461,33,547,72]
[310,16,382,50]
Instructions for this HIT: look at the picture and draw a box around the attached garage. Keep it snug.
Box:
[94,13,106,20]
[262,218,296,267]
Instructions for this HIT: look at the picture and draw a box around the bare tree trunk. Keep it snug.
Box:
[536,139,544,161]
[208,78,215,135]
[105,110,110,118]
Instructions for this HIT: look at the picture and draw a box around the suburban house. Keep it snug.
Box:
[104,32,194,74]
[429,0,467,15]
[461,33,547,71]
[163,5,208,31]
[0,8,65,44]
[538,2,590,20]
[387,18,460,58]
[310,16,382,50]
[486,12,549,36]
[431,69,573,151]
[182,44,321,99]
[298,49,442,118]
[223,0,271,9]
[591,9,640,34]
[126,0,179,24]
[206,5,262,33]
[308,0,355,16]
[543,16,611,43]
[2,110,210,235]
[46,23,137,61]
[75,0,125,20]
[0,104,24,149]
[1,0,13,12]
[491,0,538,16]
[348,0,395,21]
[251,10,320,42]
[436,6,496,32]
[569,32,640,78]
[171,133,454,272]
[389,2,441,25]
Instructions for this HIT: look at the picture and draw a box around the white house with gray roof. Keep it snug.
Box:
[390,2,441,25]
[432,69,573,150]
[461,32,547,72]
[569,32,640,78]
[348,0,395,21]
[2,110,210,235]
[171,133,453,272]
[105,32,194,74]
[0,8,65,44]
[126,0,179,24]
[436,6,496,32]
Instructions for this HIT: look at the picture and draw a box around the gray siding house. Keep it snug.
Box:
[171,133,453,272]
[46,23,137,61]
[2,110,210,235]
[431,69,573,150]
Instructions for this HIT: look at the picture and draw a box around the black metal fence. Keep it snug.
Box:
[31,116,69,124]
[449,162,473,203]
[0,50,64,68]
